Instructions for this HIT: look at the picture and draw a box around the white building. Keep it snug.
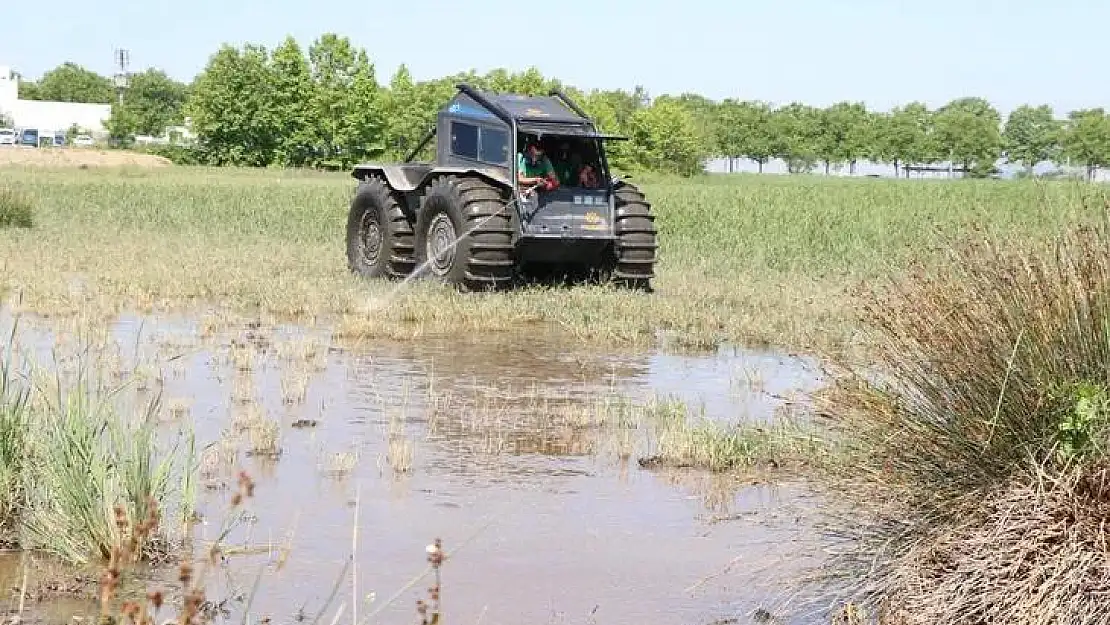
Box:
[0,65,112,137]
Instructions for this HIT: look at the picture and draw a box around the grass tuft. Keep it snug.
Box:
[0,187,33,229]
[639,397,828,473]
[0,317,192,567]
[817,194,1110,621]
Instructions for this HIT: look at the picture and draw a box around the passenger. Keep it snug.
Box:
[517,138,560,193]
[554,141,577,186]
[578,161,600,188]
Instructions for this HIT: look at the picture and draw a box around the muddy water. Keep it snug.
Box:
[2,311,829,625]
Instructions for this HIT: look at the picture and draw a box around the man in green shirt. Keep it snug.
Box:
[517,138,559,192]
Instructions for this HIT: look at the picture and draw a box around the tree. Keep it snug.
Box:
[673,93,720,159]
[106,69,190,139]
[816,101,871,175]
[772,103,821,173]
[715,99,776,173]
[1002,104,1061,174]
[269,37,318,167]
[308,33,386,168]
[23,62,114,103]
[627,98,706,176]
[1060,109,1110,181]
[381,65,424,160]
[932,97,1003,177]
[184,43,282,166]
[882,103,934,177]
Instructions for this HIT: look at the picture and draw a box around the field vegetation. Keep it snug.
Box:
[12,28,1110,625]
[2,166,1105,363]
[0,319,195,569]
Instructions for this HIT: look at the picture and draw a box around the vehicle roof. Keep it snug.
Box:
[480,91,588,124]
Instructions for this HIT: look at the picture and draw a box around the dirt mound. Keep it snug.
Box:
[0,147,172,168]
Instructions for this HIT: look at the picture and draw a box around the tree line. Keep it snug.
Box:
[14,33,1110,178]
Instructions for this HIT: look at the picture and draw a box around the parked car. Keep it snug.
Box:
[0,128,14,145]
[18,128,38,147]
[73,134,95,147]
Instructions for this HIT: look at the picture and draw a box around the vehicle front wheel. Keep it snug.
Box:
[413,175,515,291]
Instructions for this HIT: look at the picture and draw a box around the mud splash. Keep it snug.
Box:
[0,310,830,625]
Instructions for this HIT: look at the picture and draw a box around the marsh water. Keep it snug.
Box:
[1,310,831,625]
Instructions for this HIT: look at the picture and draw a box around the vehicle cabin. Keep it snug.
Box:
[435,88,612,192]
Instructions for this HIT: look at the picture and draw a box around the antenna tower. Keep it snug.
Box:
[113,48,131,104]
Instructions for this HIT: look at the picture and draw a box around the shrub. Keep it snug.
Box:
[818,204,1110,623]
[0,187,33,229]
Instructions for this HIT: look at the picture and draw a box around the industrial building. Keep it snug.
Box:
[0,64,112,140]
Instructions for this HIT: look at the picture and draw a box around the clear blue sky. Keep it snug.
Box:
[3,0,1108,116]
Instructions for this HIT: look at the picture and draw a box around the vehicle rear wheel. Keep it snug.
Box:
[414,175,515,291]
[346,176,415,279]
[611,181,658,291]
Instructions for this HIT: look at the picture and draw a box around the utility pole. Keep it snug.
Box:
[112,48,130,105]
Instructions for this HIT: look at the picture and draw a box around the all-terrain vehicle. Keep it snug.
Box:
[345,84,658,291]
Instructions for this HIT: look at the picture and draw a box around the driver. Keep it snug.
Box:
[517,137,560,193]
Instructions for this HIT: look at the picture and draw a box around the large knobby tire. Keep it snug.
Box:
[413,175,515,291]
[612,181,658,291]
[346,177,415,280]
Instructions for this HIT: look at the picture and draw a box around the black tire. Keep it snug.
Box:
[413,175,515,291]
[346,176,416,280]
[612,181,658,291]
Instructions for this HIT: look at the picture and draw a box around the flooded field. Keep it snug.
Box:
[0,309,833,625]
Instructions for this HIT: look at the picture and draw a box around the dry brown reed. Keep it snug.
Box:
[816,191,1110,622]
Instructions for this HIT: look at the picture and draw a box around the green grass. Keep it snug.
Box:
[1,165,1106,357]
[0,186,34,229]
[0,317,193,567]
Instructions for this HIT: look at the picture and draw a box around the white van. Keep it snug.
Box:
[0,128,14,145]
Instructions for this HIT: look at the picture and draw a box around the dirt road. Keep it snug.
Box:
[0,146,171,168]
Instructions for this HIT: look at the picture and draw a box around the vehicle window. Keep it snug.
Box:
[450,122,478,160]
[478,127,508,165]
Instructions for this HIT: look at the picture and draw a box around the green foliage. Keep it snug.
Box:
[1003,104,1062,171]
[0,187,33,229]
[882,102,934,174]
[772,102,822,173]
[716,99,776,171]
[1061,109,1110,180]
[627,98,707,176]
[185,43,282,166]
[307,33,385,168]
[106,69,190,139]
[19,62,114,103]
[932,97,1003,176]
[817,101,872,174]
[1053,381,1110,464]
[270,36,318,167]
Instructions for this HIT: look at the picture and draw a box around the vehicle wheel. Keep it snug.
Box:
[346,177,415,279]
[414,175,515,291]
[611,181,658,291]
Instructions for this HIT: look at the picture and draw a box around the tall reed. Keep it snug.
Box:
[818,188,1110,623]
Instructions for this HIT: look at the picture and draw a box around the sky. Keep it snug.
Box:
[2,0,1109,116]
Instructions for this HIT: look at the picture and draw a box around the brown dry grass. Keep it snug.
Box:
[813,189,1110,622]
[875,465,1110,625]
[0,147,171,169]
